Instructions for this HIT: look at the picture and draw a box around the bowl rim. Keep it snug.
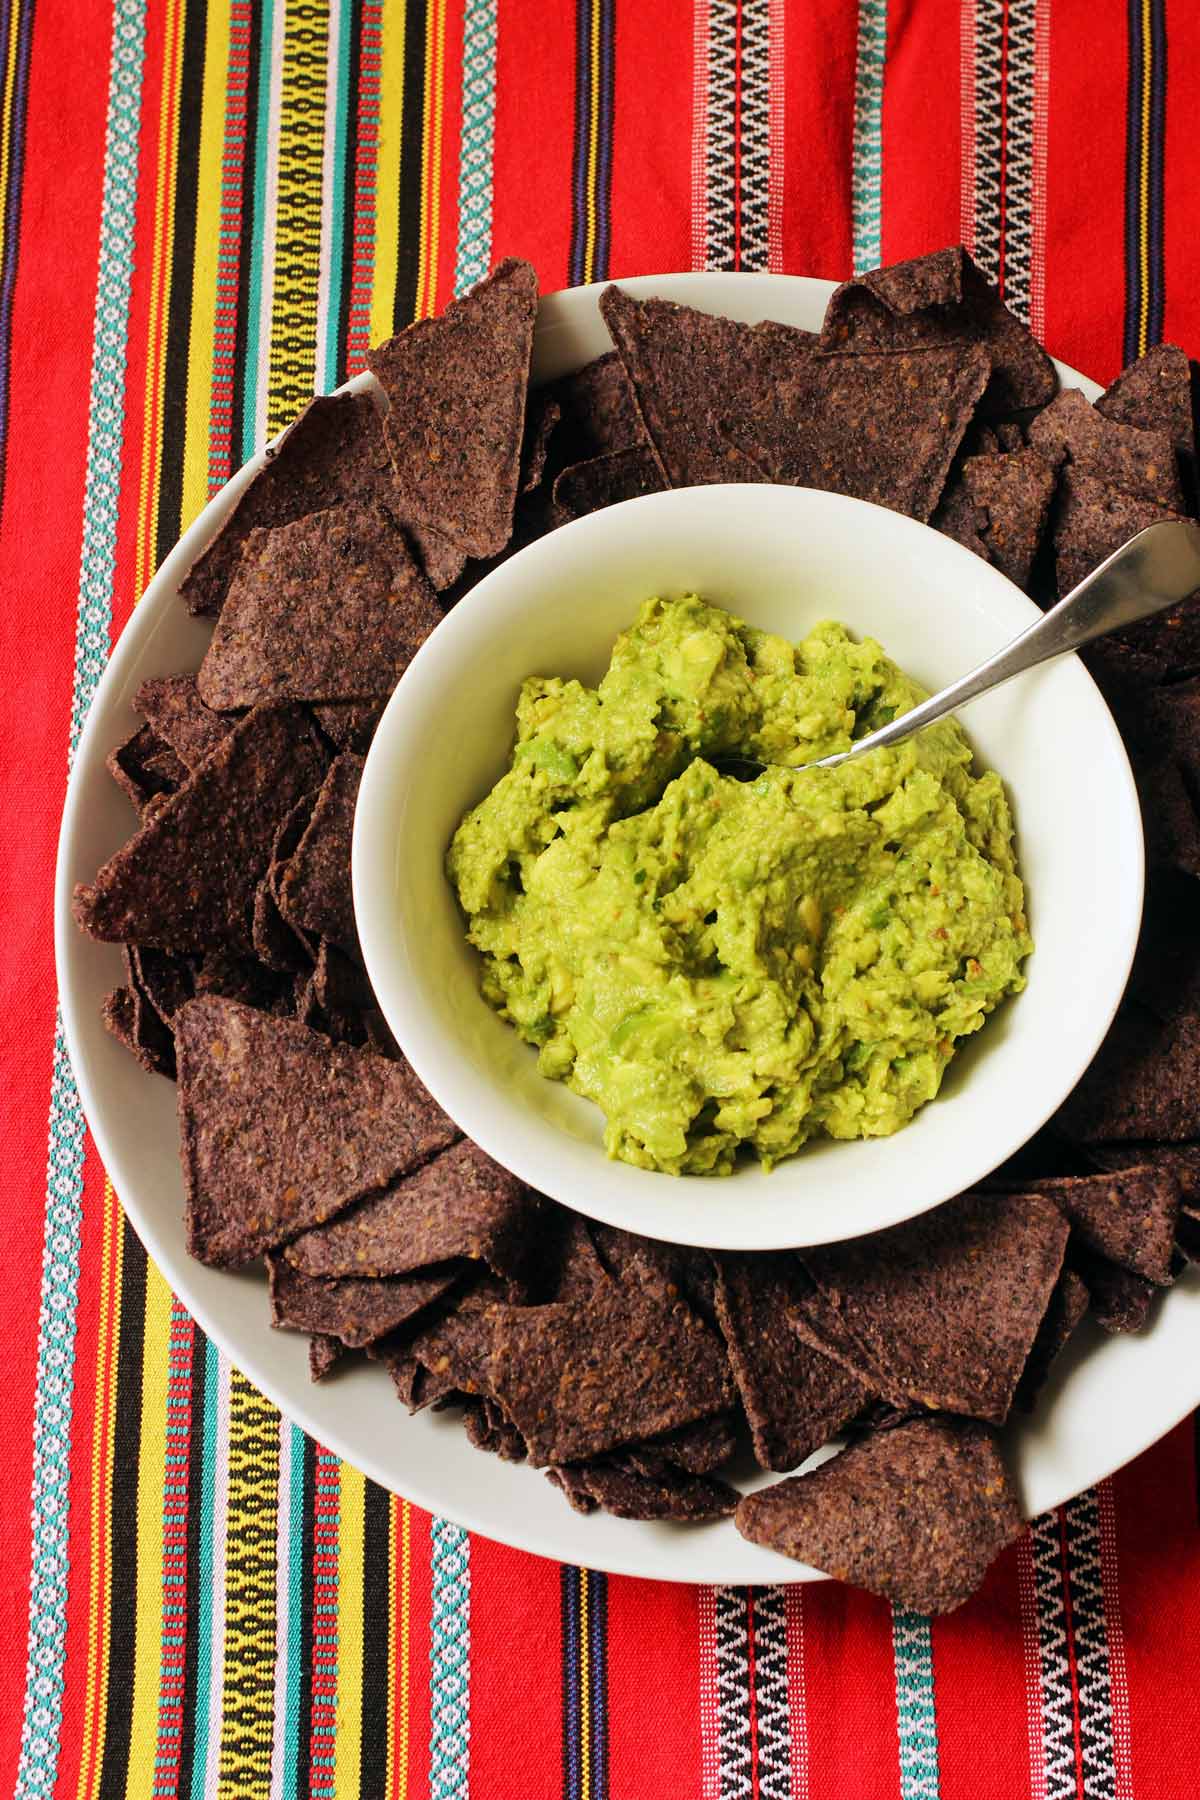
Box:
[353,477,1145,1250]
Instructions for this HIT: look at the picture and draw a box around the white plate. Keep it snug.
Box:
[56,274,1200,1583]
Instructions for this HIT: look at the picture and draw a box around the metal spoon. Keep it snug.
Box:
[713,519,1200,778]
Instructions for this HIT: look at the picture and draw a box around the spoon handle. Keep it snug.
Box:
[817,518,1200,770]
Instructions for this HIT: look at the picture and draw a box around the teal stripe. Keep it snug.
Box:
[892,1606,941,1799]
[429,1519,471,1798]
[454,0,497,295]
[16,5,148,1795]
[281,1422,307,1800]
[187,1335,221,1800]
[319,0,352,392]
[240,0,276,462]
[850,0,888,274]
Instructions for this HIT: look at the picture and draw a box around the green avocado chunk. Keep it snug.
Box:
[447,595,1032,1176]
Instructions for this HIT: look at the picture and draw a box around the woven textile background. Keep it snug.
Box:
[3,1,1200,1794]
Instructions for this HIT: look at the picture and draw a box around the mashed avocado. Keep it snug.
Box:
[447,595,1032,1176]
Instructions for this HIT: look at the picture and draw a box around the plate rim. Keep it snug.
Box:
[55,270,1200,1584]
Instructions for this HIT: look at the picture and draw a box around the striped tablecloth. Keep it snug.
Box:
[5,2,1200,1795]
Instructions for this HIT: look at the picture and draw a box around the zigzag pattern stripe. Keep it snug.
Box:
[704,0,738,270]
[752,1587,793,1800]
[739,0,772,272]
[972,0,1005,286]
[1002,0,1038,322]
[713,1587,754,1797]
[1028,1495,1119,1800]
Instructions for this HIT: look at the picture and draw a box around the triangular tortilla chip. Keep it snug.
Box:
[277,752,361,955]
[799,1191,1069,1423]
[134,674,231,769]
[198,503,440,709]
[180,392,394,616]
[366,258,539,582]
[1096,342,1196,458]
[549,350,647,462]
[935,447,1056,590]
[1027,387,1184,507]
[711,1252,871,1471]
[819,246,1056,415]
[549,1458,737,1521]
[74,705,329,952]
[107,725,186,815]
[1055,998,1200,1142]
[284,1138,536,1285]
[267,1253,461,1347]
[735,1417,1022,1614]
[176,997,457,1266]
[1010,1168,1179,1284]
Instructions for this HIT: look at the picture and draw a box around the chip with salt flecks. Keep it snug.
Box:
[1027,386,1184,508]
[1096,342,1196,458]
[284,1138,538,1289]
[267,1253,461,1348]
[198,503,440,710]
[406,1277,511,1398]
[818,245,1056,416]
[74,704,329,953]
[276,751,361,956]
[175,996,457,1266]
[735,1416,1022,1615]
[711,1251,871,1472]
[366,259,539,585]
[488,1286,734,1467]
[134,674,231,770]
[800,1191,1069,1424]
[180,392,395,617]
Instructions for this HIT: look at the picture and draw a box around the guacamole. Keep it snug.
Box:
[447,596,1032,1176]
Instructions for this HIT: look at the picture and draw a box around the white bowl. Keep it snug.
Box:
[354,482,1144,1250]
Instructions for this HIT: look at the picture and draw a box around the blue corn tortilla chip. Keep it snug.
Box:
[934,448,1057,590]
[819,246,1056,416]
[552,447,666,520]
[711,1251,871,1471]
[180,392,395,617]
[267,1253,461,1348]
[1014,1268,1091,1410]
[198,502,441,710]
[1027,387,1184,508]
[106,724,186,815]
[549,1458,738,1521]
[276,752,361,957]
[735,1416,1022,1614]
[1055,997,1200,1144]
[487,1284,734,1467]
[134,674,232,769]
[101,984,175,1078]
[284,1138,537,1287]
[798,1191,1069,1424]
[366,259,539,586]
[1096,343,1196,459]
[1007,1168,1179,1284]
[311,699,386,755]
[175,996,457,1266]
[548,350,647,463]
[74,704,330,953]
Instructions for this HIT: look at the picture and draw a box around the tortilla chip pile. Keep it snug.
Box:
[75,250,1200,1615]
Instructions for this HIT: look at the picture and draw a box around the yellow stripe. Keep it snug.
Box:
[179,0,234,529]
[583,0,602,284]
[370,0,407,343]
[579,1572,592,1800]
[1137,0,1153,359]
[266,0,330,433]
[134,0,186,598]
[335,1464,366,1796]
[0,0,25,286]
[122,1261,174,1800]
[415,0,445,319]
[396,1498,412,1800]
[74,1182,118,1800]
[219,1369,280,1797]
